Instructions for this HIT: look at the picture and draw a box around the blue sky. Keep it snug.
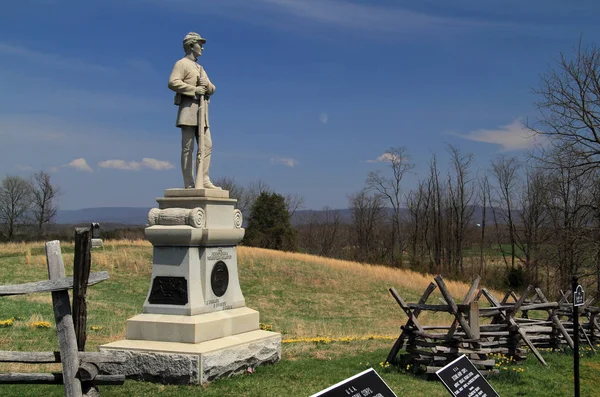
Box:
[1,0,599,210]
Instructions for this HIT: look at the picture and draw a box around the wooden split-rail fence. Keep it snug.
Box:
[386,275,598,375]
[512,287,600,352]
[0,228,126,396]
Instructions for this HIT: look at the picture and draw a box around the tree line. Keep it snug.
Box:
[0,171,60,241]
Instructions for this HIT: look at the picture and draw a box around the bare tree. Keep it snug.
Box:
[284,193,304,219]
[236,179,304,222]
[531,41,600,175]
[297,207,343,257]
[477,174,491,274]
[447,145,476,273]
[590,178,600,299]
[514,165,550,285]
[490,155,521,270]
[348,189,385,263]
[246,179,272,204]
[544,148,595,290]
[406,180,430,270]
[30,171,60,237]
[213,176,249,213]
[427,153,445,271]
[366,147,414,266]
[0,176,33,241]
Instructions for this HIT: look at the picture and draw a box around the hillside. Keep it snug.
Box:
[0,241,474,348]
[1,242,595,397]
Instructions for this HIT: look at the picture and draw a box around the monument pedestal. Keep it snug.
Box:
[99,189,281,384]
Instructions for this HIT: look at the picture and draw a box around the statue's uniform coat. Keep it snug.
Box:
[168,57,216,127]
[168,56,216,188]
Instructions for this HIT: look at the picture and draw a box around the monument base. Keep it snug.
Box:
[125,307,260,344]
[100,187,281,384]
[99,330,281,384]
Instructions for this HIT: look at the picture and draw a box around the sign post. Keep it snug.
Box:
[573,277,584,397]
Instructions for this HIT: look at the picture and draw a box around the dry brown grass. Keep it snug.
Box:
[238,246,476,299]
[102,239,152,247]
[92,248,151,275]
[1,240,502,352]
[236,245,505,348]
[0,241,31,255]
[0,362,63,373]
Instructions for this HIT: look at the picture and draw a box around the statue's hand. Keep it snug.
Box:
[195,86,206,96]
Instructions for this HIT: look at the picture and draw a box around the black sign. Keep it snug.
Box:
[436,355,499,397]
[310,368,397,397]
[574,285,585,307]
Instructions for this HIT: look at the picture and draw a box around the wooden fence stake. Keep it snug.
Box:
[434,275,476,341]
[73,228,92,352]
[386,283,437,364]
[45,241,82,397]
[481,288,547,366]
[535,288,574,350]
[447,277,480,340]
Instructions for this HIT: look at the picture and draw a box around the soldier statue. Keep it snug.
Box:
[168,32,219,189]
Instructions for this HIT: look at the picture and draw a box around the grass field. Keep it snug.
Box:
[0,240,598,396]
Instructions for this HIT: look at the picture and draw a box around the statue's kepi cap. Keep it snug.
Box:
[183,32,206,46]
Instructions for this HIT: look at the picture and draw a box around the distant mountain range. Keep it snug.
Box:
[56,207,152,225]
[55,205,493,226]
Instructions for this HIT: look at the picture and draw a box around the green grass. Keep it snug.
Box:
[1,241,599,396]
[0,347,599,396]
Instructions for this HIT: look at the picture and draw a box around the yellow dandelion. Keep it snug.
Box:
[31,321,51,329]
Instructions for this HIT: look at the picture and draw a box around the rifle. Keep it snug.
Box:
[194,75,206,189]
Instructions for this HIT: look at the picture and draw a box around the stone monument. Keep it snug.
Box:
[99,33,281,384]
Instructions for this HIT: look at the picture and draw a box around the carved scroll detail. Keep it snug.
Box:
[233,209,243,229]
[148,207,206,228]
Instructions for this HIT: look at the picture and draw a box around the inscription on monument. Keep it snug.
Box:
[211,261,229,297]
[204,298,233,310]
[207,247,232,261]
[148,276,188,305]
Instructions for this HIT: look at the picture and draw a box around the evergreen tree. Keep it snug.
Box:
[244,192,297,251]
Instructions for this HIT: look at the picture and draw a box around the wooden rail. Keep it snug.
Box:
[0,228,125,396]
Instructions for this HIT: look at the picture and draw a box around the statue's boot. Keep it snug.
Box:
[203,153,221,189]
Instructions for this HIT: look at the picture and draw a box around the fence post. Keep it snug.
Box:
[469,302,480,340]
[45,241,82,397]
[73,227,92,352]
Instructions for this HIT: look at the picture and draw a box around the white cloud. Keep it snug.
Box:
[188,0,518,35]
[365,152,401,163]
[67,158,93,172]
[270,157,299,167]
[454,119,540,151]
[98,159,141,171]
[319,112,329,125]
[98,158,175,171]
[140,158,175,170]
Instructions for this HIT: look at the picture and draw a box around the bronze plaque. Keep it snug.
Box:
[211,261,229,297]
[148,276,188,305]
